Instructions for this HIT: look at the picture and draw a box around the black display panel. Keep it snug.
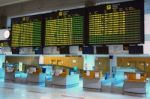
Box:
[109,55,113,59]
[59,46,70,54]
[88,0,144,45]
[42,68,46,73]
[129,46,143,54]
[33,47,43,54]
[45,8,85,46]
[83,46,94,54]
[96,46,109,54]
[11,15,42,47]
[11,47,19,54]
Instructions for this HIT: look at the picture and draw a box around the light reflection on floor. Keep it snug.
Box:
[0,79,149,99]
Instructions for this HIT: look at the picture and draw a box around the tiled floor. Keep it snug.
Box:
[0,81,149,99]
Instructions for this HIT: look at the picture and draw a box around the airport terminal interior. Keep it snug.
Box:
[0,0,150,99]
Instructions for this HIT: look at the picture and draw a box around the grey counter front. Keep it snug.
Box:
[46,74,80,87]
[83,78,101,90]
[123,80,146,94]
[5,72,15,82]
[26,73,46,84]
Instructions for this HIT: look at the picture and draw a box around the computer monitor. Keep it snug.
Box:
[83,46,94,54]
[129,46,143,54]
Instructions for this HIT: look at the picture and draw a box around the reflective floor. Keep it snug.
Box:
[0,81,149,99]
[0,68,150,99]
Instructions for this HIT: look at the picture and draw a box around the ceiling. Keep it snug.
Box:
[0,0,133,8]
[0,0,31,7]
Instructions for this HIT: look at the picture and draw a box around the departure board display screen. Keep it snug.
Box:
[0,42,9,47]
[88,0,144,45]
[45,8,84,46]
[11,15,42,47]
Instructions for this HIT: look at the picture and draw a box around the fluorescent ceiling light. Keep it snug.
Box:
[0,0,31,7]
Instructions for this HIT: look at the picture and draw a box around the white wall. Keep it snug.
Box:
[144,0,150,54]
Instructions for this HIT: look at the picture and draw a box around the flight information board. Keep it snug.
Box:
[11,15,42,47]
[0,42,9,47]
[88,0,144,45]
[45,8,84,46]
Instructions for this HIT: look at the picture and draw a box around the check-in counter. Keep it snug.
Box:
[5,65,15,82]
[27,73,46,84]
[46,68,80,87]
[14,63,27,83]
[26,66,46,84]
[111,67,136,93]
[44,56,83,87]
[123,72,147,94]
[15,72,27,83]
[82,71,102,90]
[5,55,41,83]
[52,74,79,86]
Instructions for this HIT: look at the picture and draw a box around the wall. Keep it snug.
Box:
[144,0,150,54]
[5,55,40,65]
[0,54,5,68]
[95,57,110,74]
[0,0,149,78]
[0,0,149,55]
[117,55,150,77]
[43,55,83,69]
[0,0,132,55]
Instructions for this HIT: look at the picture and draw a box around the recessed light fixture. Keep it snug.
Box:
[146,63,149,67]
[0,29,10,40]
[72,60,77,63]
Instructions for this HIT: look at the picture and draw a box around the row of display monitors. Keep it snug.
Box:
[11,45,143,54]
[11,0,144,47]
